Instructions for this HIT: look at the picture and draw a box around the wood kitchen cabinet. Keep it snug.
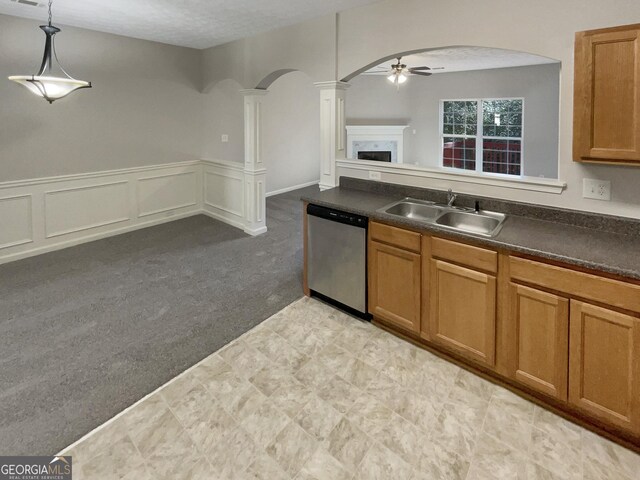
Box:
[368,222,421,333]
[427,237,497,367]
[361,221,640,443]
[569,301,640,432]
[574,23,640,164]
[505,256,640,435]
[508,283,569,401]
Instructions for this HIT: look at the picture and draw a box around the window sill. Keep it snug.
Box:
[336,159,567,194]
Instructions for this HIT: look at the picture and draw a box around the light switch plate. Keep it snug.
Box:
[221,134,229,143]
[369,171,382,180]
[583,178,611,201]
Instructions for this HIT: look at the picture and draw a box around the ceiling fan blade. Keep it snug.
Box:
[411,71,432,77]
[409,66,431,71]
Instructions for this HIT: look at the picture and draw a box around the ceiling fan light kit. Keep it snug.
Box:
[8,0,91,103]
[385,56,434,89]
[387,72,407,84]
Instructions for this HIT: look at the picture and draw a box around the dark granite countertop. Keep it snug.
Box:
[301,183,640,281]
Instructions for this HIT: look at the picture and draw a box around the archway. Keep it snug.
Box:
[259,70,320,198]
[341,46,561,178]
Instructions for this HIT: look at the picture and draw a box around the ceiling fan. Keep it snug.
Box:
[373,57,443,88]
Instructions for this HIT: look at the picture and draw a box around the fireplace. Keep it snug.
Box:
[346,125,408,164]
[357,151,392,162]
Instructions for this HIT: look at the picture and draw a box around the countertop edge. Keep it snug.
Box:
[301,194,640,282]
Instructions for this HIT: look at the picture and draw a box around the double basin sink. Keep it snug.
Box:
[378,197,506,238]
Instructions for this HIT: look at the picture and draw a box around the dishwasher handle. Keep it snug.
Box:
[307,204,368,228]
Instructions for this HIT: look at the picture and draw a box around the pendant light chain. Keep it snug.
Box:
[48,0,53,26]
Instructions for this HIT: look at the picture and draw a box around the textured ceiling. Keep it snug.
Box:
[0,0,379,49]
[364,46,559,75]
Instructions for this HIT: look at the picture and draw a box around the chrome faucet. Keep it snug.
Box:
[447,188,457,207]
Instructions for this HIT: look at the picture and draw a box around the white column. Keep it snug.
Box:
[241,89,268,236]
[314,81,350,191]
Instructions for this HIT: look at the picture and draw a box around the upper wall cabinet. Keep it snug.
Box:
[574,24,640,164]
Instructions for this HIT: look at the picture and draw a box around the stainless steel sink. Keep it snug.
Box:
[382,199,445,221]
[435,210,506,237]
[378,197,506,238]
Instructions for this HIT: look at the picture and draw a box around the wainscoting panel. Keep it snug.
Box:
[0,194,33,249]
[0,162,204,264]
[45,181,130,238]
[138,171,198,218]
[0,159,263,264]
[202,160,245,230]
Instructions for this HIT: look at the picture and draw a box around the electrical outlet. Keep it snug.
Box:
[369,171,382,180]
[583,178,611,201]
[221,134,229,143]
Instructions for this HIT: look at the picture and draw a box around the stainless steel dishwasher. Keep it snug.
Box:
[306,204,369,318]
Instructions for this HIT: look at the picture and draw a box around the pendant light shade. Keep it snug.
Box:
[8,2,91,103]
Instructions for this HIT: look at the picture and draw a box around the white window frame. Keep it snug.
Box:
[439,97,525,177]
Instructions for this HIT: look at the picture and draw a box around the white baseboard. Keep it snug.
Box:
[244,226,268,236]
[266,180,319,197]
[318,182,336,191]
[201,207,245,231]
[0,210,200,265]
[0,159,256,265]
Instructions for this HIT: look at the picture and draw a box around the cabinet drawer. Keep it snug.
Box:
[509,257,640,314]
[370,221,421,253]
[431,237,497,273]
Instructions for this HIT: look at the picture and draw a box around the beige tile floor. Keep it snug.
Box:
[62,297,640,479]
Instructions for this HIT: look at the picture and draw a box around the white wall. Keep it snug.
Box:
[0,15,204,182]
[336,0,640,217]
[201,15,337,91]
[4,0,640,221]
[201,0,640,219]
[201,79,245,163]
[262,71,320,194]
[347,64,560,178]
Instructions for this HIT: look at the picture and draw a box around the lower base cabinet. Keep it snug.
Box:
[368,240,421,333]
[429,259,496,366]
[509,283,569,401]
[364,221,640,441]
[569,300,640,432]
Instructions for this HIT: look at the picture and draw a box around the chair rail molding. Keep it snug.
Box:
[201,159,246,230]
[0,159,254,265]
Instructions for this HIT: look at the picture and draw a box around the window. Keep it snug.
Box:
[441,98,523,176]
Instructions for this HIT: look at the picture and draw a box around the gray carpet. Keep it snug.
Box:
[0,186,315,455]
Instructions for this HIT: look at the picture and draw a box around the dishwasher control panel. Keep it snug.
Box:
[307,204,368,228]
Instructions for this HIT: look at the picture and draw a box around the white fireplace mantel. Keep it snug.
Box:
[346,125,409,164]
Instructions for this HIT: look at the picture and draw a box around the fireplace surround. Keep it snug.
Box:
[346,125,408,164]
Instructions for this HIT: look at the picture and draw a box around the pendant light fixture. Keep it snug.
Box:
[8,0,91,103]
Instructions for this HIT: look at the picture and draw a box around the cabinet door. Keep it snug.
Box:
[574,26,640,163]
[510,284,569,400]
[569,301,640,432]
[369,241,421,333]
[429,259,496,366]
